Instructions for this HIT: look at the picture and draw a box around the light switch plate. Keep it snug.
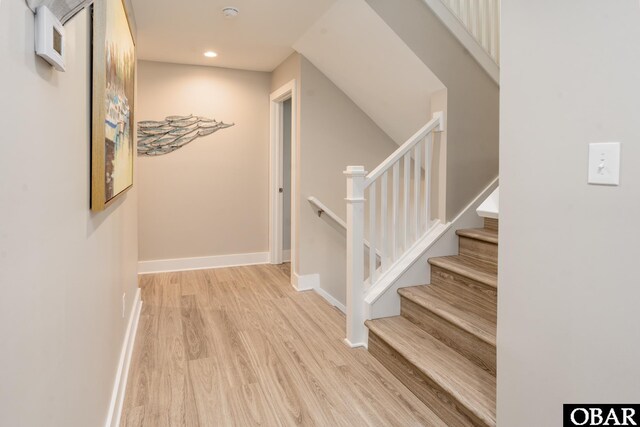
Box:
[588,142,620,186]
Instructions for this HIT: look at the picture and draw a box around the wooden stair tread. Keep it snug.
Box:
[366,316,496,426]
[399,285,496,346]
[456,228,498,244]
[428,255,497,289]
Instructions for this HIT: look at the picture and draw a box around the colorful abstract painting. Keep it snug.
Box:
[91,0,135,211]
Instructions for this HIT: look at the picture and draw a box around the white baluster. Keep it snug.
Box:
[391,162,399,261]
[414,143,421,240]
[425,133,432,229]
[469,0,478,39]
[484,0,491,54]
[451,0,460,17]
[479,0,487,53]
[345,165,367,347]
[403,153,410,248]
[368,181,377,285]
[489,0,498,59]
[461,0,469,28]
[492,0,500,63]
[380,172,388,272]
[432,111,445,225]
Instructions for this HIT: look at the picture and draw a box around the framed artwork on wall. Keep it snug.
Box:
[91,0,135,211]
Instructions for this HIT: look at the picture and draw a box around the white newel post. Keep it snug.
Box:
[344,165,367,348]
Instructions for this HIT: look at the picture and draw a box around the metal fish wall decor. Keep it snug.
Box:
[137,115,235,156]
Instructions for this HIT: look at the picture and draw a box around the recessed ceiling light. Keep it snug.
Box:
[222,7,239,18]
[204,51,218,58]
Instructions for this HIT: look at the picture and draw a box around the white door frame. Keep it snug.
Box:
[269,80,298,275]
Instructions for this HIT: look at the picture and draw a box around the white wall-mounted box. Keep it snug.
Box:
[35,5,65,71]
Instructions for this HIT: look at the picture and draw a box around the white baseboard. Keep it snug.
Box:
[292,272,346,313]
[282,249,291,262]
[105,288,142,427]
[138,252,269,274]
[292,272,319,291]
[344,337,367,349]
[314,285,346,313]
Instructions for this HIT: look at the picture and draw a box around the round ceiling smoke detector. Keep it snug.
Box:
[222,7,239,18]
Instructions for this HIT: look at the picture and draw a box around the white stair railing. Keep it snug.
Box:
[440,0,500,65]
[344,112,444,347]
[422,0,500,83]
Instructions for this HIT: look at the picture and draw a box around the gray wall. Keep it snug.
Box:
[298,56,398,304]
[0,4,139,426]
[271,53,398,304]
[499,1,640,425]
[366,0,499,220]
[137,61,271,261]
[271,52,301,93]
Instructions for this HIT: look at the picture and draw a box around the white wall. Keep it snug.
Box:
[137,61,271,262]
[499,1,640,425]
[0,4,139,427]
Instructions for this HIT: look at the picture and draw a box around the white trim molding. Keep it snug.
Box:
[292,272,319,291]
[105,288,142,427]
[291,272,346,314]
[344,336,367,349]
[476,187,499,219]
[138,252,269,274]
[269,79,298,279]
[314,286,346,313]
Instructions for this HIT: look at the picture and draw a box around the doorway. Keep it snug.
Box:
[269,80,297,280]
[282,98,292,262]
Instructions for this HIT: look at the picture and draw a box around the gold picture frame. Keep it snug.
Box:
[91,0,136,211]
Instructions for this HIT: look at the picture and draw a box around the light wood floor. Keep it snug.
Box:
[121,264,444,427]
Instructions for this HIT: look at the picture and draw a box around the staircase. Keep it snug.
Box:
[365,217,498,426]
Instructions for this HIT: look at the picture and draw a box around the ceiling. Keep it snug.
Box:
[294,0,445,143]
[130,0,337,71]
[130,0,446,144]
